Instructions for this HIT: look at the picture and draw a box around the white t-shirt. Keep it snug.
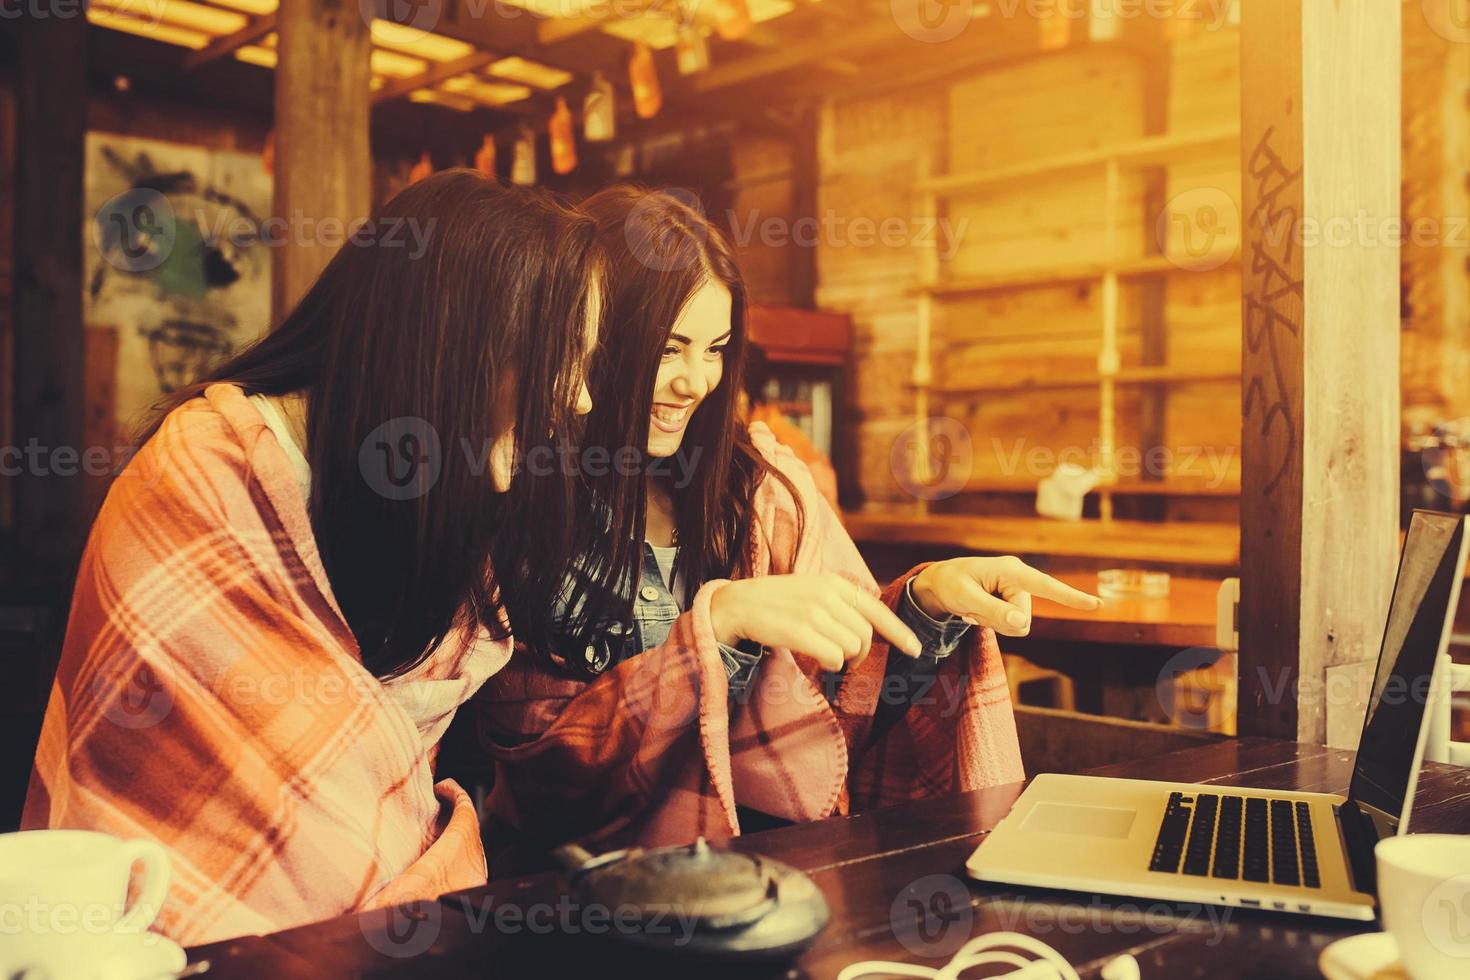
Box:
[649,543,678,592]
[251,394,311,501]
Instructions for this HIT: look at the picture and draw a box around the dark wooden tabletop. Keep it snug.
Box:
[185,738,1470,979]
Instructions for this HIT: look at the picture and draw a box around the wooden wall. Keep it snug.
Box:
[815,20,1468,518]
[1403,2,1470,432]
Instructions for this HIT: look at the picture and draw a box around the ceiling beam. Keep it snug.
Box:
[181,11,276,72]
[372,49,498,105]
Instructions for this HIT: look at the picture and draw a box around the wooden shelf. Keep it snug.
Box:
[917,126,1240,197]
[933,365,1239,395]
[843,510,1240,569]
[747,304,851,366]
[956,477,1241,498]
[915,251,1240,298]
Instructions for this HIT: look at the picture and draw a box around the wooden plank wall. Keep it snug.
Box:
[942,48,1150,495]
[816,85,946,502]
[815,22,1467,519]
[1403,2,1470,431]
[727,132,797,306]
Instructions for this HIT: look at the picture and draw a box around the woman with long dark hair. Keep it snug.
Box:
[24,172,607,944]
[474,186,1101,872]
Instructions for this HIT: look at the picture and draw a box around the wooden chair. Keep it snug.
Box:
[1002,654,1076,711]
[1426,652,1470,767]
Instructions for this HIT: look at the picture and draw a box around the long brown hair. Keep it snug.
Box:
[140,171,603,678]
[561,186,803,659]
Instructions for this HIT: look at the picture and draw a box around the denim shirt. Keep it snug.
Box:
[625,544,766,694]
[620,547,972,697]
[557,546,971,700]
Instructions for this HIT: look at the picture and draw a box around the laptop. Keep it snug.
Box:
[967,509,1469,921]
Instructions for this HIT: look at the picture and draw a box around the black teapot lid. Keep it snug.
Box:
[553,838,828,963]
[559,838,774,929]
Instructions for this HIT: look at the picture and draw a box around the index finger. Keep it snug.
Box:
[1006,565,1103,611]
[852,590,922,657]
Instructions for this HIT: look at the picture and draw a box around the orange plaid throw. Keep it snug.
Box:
[474,424,1025,873]
[24,385,499,945]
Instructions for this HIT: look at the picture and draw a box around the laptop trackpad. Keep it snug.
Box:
[1022,801,1136,839]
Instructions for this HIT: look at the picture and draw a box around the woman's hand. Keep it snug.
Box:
[708,573,923,672]
[909,556,1102,637]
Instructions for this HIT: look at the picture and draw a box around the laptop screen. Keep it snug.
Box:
[1347,511,1467,821]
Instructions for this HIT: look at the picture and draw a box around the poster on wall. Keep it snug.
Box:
[84,133,272,433]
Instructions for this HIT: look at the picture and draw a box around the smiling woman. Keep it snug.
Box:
[471,187,1101,876]
[22,172,607,945]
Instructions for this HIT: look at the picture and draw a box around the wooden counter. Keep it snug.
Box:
[844,509,1240,570]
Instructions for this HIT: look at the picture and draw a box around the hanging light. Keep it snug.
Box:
[583,71,616,143]
[549,97,577,175]
[511,126,537,185]
[675,24,710,75]
[629,42,662,120]
[712,0,751,41]
[474,134,497,179]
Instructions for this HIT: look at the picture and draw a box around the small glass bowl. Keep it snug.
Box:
[1097,568,1171,599]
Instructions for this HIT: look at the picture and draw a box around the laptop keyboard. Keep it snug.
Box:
[1148,792,1321,888]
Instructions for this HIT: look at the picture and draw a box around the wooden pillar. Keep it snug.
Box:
[789,102,819,309]
[1237,1,1401,745]
[271,0,372,322]
[12,13,87,580]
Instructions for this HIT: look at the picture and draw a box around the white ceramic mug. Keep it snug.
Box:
[0,830,171,938]
[1376,834,1470,979]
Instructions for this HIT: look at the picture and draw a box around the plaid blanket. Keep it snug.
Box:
[23,384,500,945]
[474,424,1024,872]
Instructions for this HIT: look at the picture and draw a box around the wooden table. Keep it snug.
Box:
[1010,572,1225,725]
[184,739,1470,979]
[1032,572,1220,648]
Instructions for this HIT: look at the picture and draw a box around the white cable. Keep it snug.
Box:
[836,931,1141,980]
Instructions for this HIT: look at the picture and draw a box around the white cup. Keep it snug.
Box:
[0,928,186,980]
[1376,834,1470,979]
[0,830,171,938]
